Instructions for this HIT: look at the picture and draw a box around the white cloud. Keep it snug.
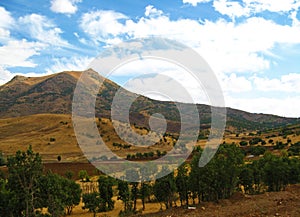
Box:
[0,7,15,42]
[221,73,252,92]
[243,0,299,13]
[145,5,164,18]
[46,56,92,74]
[212,0,300,20]
[226,95,300,118]
[80,6,300,75]
[213,0,250,20]
[18,14,70,47]
[0,7,15,28]
[253,73,300,93]
[50,0,82,14]
[182,0,212,7]
[80,10,128,43]
[110,58,209,104]
[0,39,46,67]
[0,66,14,85]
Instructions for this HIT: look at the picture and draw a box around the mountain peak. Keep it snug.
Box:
[10,75,27,83]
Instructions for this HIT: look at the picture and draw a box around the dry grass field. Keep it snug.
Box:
[1,113,300,164]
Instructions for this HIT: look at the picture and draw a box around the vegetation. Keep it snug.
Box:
[98,176,114,211]
[0,143,300,216]
[0,151,5,166]
[0,146,81,216]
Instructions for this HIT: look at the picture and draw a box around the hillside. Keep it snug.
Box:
[1,70,300,162]
[0,69,299,133]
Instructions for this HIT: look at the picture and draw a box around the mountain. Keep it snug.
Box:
[0,69,299,133]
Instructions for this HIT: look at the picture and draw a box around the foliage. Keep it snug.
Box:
[189,144,244,202]
[239,141,248,146]
[38,172,81,216]
[288,142,300,156]
[65,170,74,179]
[0,151,5,166]
[78,170,90,182]
[249,145,266,156]
[7,146,43,217]
[125,169,140,212]
[117,179,133,214]
[82,192,103,217]
[153,166,177,209]
[176,163,189,206]
[98,176,115,211]
[249,137,264,145]
[1,143,300,215]
[0,178,17,216]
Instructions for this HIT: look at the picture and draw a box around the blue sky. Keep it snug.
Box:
[0,0,300,117]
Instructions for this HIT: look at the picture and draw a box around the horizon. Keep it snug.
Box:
[0,0,300,117]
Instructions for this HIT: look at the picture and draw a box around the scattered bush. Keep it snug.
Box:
[239,141,248,146]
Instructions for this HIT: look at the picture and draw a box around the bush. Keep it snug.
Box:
[274,141,287,150]
[249,137,263,145]
[239,141,248,146]
[0,152,5,166]
[249,145,266,156]
[288,142,300,156]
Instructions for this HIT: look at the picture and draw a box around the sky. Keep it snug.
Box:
[0,0,300,117]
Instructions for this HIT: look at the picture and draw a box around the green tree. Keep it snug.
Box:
[176,163,189,206]
[250,159,265,193]
[117,179,132,213]
[249,145,266,156]
[263,155,289,191]
[287,158,300,184]
[38,173,65,217]
[65,170,74,180]
[140,182,151,211]
[139,165,156,210]
[78,170,89,182]
[7,146,43,217]
[239,164,254,194]
[82,192,103,217]
[125,169,140,212]
[98,176,114,211]
[63,178,82,215]
[189,151,202,204]
[38,172,81,216]
[0,178,17,217]
[153,166,177,209]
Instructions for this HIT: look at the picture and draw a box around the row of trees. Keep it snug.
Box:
[1,144,300,216]
[82,144,300,216]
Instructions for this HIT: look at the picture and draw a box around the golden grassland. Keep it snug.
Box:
[1,113,300,163]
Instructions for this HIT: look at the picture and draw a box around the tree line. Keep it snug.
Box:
[0,144,300,217]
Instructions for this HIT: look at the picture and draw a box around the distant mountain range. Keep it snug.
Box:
[0,69,299,133]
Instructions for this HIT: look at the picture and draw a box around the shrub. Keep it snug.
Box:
[239,141,248,146]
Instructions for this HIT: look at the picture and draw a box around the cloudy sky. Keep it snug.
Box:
[0,0,300,117]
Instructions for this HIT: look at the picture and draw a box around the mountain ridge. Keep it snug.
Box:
[0,70,299,132]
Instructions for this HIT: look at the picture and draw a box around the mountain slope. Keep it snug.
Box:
[0,69,299,132]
